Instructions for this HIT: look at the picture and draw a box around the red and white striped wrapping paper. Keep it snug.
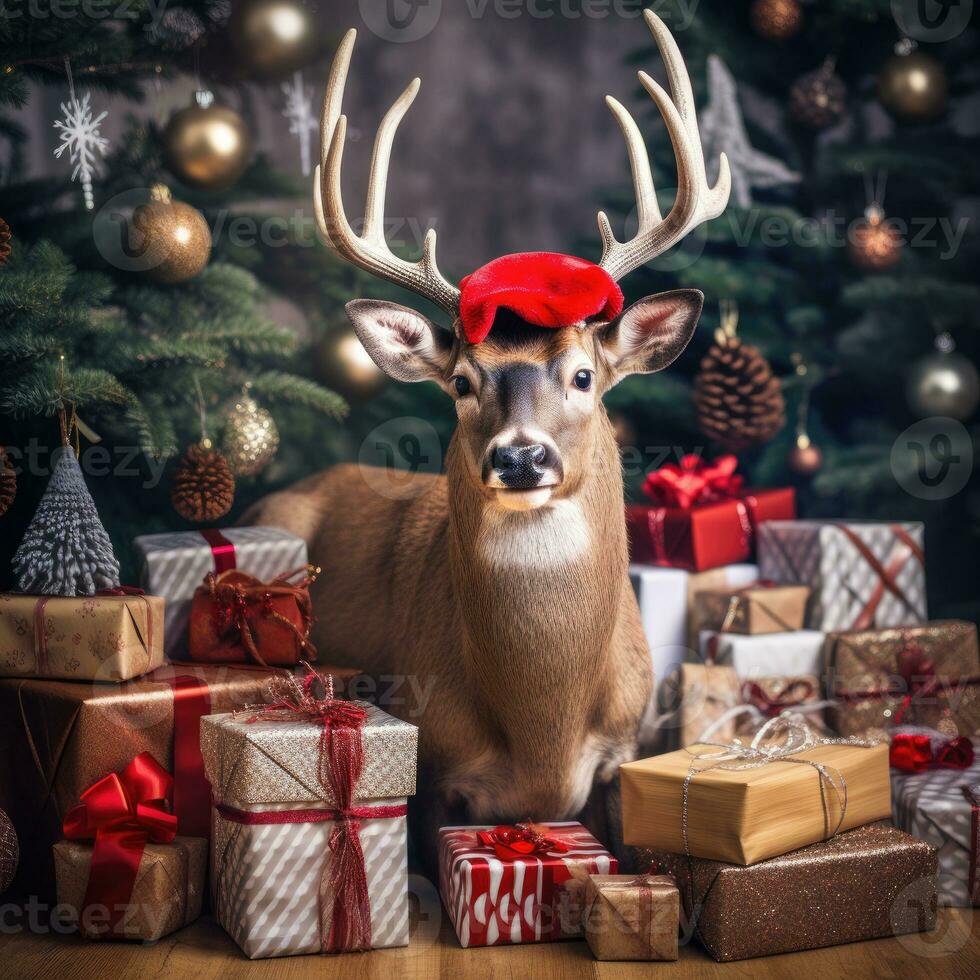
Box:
[438,822,617,948]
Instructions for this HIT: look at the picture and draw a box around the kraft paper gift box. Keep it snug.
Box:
[0,662,288,899]
[620,737,891,864]
[825,621,980,740]
[699,628,826,679]
[133,527,308,658]
[53,836,207,941]
[891,735,980,906]
[636,825,938,961]
[692,583,809,636]
[0,590,165,682]
[758,519,927,631]
[439,822,617,947]
[630,562,758,749]
[201,696,418,959]
[582,873,679,961]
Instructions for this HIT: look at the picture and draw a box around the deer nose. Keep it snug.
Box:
[492,444,547,489]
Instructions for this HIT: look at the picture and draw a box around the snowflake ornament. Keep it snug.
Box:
[282,71,316,177]
[53,65,109,211]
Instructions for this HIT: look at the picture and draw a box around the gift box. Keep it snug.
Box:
[629,455,794,572]
[699,628,826,678]
[582,873,678,961]
[692,582,809,636]
[630,562,758,749]
[826,621,980,740]
[891,733,979,906]
[758,520,926,631]
[201,669,417,959]
[439,822,617,947]
[188,568,316,666]
[133,527,308,658]
[0,662,291,899]
[620,721,891,864]
[636,824,938,961]
[0,589,165,682]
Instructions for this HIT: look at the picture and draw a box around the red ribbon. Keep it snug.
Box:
[62,753,177,936]
[242,664,371,953]
[476,822,571,861]
[215,802,408,825]
[740,678,815,719]
[167,674,213,837]
[889,733,975,773]
[642,454,743,510]
[201,528,237,574]
[963,784,980,906]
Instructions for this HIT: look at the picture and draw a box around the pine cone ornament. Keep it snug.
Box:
[694,313,785,452]
[172,441,235,522]
[0,447,15,517]
[0,218,11,265]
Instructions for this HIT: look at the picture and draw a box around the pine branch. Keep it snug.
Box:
[249,372,348,420]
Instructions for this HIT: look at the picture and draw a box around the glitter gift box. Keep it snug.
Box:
[582,873,679,961]
[758,520,927,631]
[825,621,980,740]
[692,582,810,635]
[439,822,617,947]
[620,738,891,865]
[53,836,206,941]
[201,700,417,959]
[892,738,980,906]
[133,527,308,658]
[0,590,165,682]
[636,824,938,961]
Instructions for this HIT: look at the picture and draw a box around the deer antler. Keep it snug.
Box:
[597,9,731,282]
[314,29,460,316]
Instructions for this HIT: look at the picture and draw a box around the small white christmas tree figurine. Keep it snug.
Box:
[12,391,120,596]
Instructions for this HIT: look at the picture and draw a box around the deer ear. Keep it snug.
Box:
[346,300,454,384]
[599,289,703,383]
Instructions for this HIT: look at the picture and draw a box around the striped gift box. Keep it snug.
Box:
[133,527,308,658]
[439,822,616,947]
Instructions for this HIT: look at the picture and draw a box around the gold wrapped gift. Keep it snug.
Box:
[583,873,679,961]
[53,836,206,941]
[620,722,891,865]
[692,583,809,636]
[0,591,165,682]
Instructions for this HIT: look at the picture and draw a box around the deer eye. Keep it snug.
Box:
[573,369,593,392]
[452,375,472,397]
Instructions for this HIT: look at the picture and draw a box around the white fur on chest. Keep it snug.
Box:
[478,499,591,570]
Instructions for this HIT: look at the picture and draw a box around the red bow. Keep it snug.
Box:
[62,752,177,937]
[890,733,975,773]
[741,678,815,719]
[476,822,570,861]
[892,637,939,725]
[642,454,743,510]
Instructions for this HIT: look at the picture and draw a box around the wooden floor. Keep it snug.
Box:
[0,909,975,979]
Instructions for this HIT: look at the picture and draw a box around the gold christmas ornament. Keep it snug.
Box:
[221,385,280,476]
[229,0,317,79]
[314,327,387,400]
[906,333,980,421]
[788,434,823,476]
[750,0,803,40]
[849,203,902,271]
[162,92,252,191]
[131,185,211,284]
[789,59,847,130]
[878,41,947,123]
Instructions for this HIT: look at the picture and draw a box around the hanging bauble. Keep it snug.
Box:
[13,443,121,596]
[0,446,15,517]
[228,0,317,80]
[906,333,980,421]
[172,440,236,522]
[0,809,17,894]
[848,203,902,272]
[162,92,252,191]
[878,40,947,123]
[130,185,211,284]
[0,217,11,265]
[314,326,387,400]
[789,59,847,130]
[693,302,786,452]
[787,434,823,476]
[221,385,280,476]
[750,0,803,40]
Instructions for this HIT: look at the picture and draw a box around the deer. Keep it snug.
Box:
[245,11,730,860]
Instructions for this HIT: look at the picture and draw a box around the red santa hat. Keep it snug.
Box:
[458,252,624,344]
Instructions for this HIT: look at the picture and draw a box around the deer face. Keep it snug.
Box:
[347,289,702,511]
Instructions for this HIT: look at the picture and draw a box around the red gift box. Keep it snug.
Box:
[628,455,795,571]
[439,821,617,947]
